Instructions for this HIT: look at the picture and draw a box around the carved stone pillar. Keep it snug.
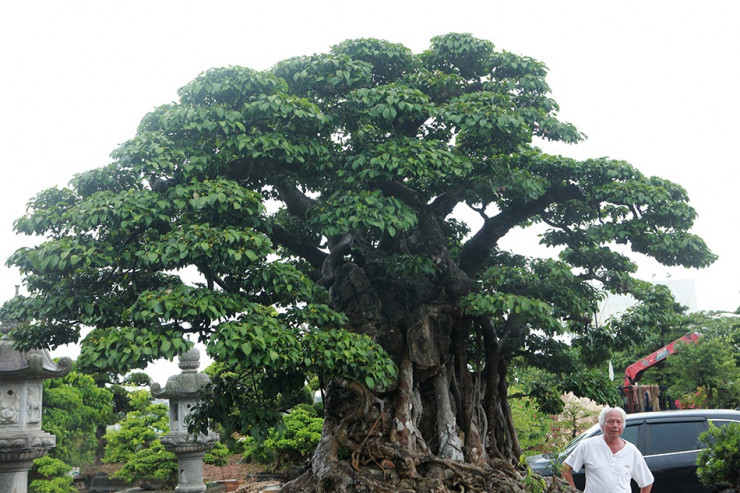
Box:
[152,348,218,493]
[0,321,72,493]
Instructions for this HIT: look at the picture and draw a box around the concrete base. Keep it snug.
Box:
[174,451,208,493]
[0,469,28,493]
[0,454,43,493]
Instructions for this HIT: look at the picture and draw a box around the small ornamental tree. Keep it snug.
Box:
[42,369,114,465]
[103,392,177,485]
[242,404,323,469]
[29,456,76,493]
[204,441,230,467]
[113,441,177,487]
[2,34,715,491]
[697,422,740,491]
[103,406,169,464]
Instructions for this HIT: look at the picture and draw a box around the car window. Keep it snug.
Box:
[709,419,740,429]
[647,421,707,455]
[621,424,639,449]
[699,419,740,446]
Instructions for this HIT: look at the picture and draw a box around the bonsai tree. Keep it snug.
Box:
[29,456,77,493]
[103,391,177,486]
[3,34,714,491]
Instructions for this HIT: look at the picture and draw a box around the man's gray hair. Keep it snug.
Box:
[598,406,627,426]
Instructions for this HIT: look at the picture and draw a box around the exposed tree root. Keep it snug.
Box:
[282,459,578,493]
[277,372,583,493]
[280,453,549,493]
[282,428,540,493]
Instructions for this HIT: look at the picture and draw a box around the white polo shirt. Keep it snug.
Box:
[564,435,654,493]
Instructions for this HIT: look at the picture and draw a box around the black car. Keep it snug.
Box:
[527,409,740,492]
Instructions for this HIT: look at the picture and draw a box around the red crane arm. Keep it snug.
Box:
[622,332,700,387]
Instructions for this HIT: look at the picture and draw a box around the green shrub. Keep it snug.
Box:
[697,421,740,490]
[29,456,76,493]
[243,404,323,468]
[511,397,554,455]
[205,441,230,466]
[241,435,271,464]
[519,455,547,493]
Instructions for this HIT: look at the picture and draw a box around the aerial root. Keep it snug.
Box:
[351,414,383,471]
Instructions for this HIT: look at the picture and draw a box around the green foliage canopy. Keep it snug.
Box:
[112,441,178,487]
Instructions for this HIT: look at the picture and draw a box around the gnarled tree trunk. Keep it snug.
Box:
[283,262,532,492]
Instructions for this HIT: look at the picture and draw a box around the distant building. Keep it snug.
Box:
[660,278,698,312]
[597,278,698,323]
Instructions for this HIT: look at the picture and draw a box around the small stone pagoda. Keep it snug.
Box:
[0,320,72,493]
[151,347,218,493]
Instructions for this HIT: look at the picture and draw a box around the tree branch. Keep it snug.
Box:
[274,183,316,219]
[320,233,354,286]
[458,184,583,276]
[430,187,469,218]
[268,224,327,270]
[373,179,425,211]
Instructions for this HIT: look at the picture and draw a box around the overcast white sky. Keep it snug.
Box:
[2,1,738,378]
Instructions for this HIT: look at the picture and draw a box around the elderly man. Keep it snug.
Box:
[561,406,653,493]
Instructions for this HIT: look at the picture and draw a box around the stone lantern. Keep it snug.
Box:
[151,347,218,493]
[0,320,72,493]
